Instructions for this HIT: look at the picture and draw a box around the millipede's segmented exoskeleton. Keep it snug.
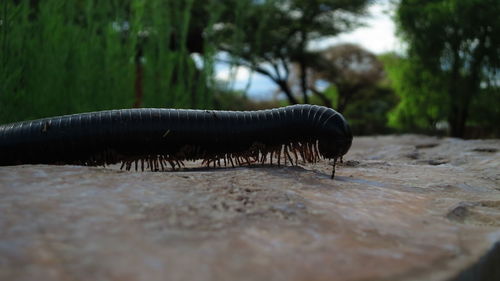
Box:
[0,104,352,178]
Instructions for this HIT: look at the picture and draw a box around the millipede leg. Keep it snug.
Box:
[314,141,321,162]
[331,158,337,179]
[309,143,314,161]
[159,158,165,171]
[295,143,303,162]
[168,160,176,170]
[291,146,299,164]
[284,147,294,165]
[307,143,314,162]
[244,156,251,165]
[162,157,169,170]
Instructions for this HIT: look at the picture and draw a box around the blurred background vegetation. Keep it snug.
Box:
[0,0,499,138]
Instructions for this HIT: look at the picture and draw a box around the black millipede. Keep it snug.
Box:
[0,104,352,178]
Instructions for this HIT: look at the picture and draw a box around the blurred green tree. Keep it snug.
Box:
[0,0,223,123]
[214,0,373,105]
[381,53,448,132]
[395,0,500,137]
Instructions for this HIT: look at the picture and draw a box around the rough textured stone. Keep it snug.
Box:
[0,135,499,281]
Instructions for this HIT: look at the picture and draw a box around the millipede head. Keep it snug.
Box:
[317,113,353,160]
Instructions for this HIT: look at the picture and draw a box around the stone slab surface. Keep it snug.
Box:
[1,135,499,281]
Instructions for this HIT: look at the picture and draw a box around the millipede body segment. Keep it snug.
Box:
[0,104,352,178]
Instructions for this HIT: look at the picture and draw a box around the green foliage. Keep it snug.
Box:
[0,0,216,124]
[394,0,500,137]
[1,1,133,122]
[380,53,448,131]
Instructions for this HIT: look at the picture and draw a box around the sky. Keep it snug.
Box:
[215,1,400,100]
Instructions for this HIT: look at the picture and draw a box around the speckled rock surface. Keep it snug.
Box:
[1,135,499,281]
